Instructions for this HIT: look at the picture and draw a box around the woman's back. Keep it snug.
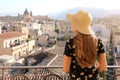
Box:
[63,10,107,80]
[73,33,97,68]
[64,37,105,80]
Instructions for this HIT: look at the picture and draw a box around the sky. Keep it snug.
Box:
[0,0,120,15]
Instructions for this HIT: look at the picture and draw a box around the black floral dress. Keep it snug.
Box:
[64,38,105,80]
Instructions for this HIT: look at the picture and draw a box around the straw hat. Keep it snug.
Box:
[66,10,93,34]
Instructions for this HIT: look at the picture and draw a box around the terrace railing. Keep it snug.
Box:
[0,65,119,80]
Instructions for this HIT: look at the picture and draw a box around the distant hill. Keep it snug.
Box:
[1,7,120,20]
[0,12,18,16]
[48,7,120,20]
[109,9,120,15]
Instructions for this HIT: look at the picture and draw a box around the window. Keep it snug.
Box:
[5,42,7,48]
[15,40,17,42]
[19,52,21,58]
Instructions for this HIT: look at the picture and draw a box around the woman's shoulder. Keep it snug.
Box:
[65,37,75,50]
[97,38,105,55]
[66,37,74,45]
[97,38,104,44]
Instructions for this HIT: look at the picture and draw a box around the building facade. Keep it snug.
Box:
[0,31,35,61]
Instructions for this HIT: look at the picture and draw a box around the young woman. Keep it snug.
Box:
[63,10,107,80]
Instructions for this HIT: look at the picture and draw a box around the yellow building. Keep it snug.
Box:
[56,20,72,34]
[0,31,35,61]
[9,22,29,35]
[113,27,120,46]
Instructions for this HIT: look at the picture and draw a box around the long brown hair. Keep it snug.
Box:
[73,32,97,67]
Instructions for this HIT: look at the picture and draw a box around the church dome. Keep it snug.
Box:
[24,8,29,15]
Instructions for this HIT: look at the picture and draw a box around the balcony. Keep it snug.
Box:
[0,65,120,80]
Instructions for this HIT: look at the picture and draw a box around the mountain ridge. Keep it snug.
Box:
[48,7,120,20]
[1,7,120,20]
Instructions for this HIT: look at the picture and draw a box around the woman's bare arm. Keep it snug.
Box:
[63,55,72,73]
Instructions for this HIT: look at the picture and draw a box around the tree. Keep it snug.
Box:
[55,29,59,33]
[106,51,112,65]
